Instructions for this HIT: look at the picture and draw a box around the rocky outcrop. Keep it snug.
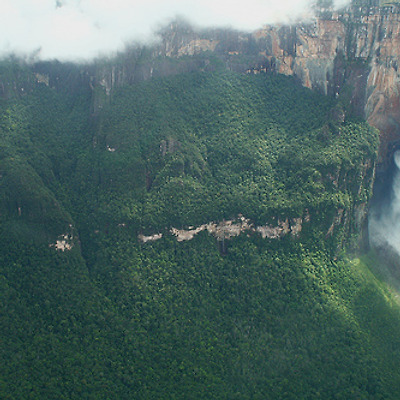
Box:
[139,214,308,243]
[50,228,76,251]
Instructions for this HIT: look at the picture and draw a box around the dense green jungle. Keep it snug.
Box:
[1,56,400,399]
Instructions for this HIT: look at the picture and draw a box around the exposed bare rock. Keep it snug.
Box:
[50,233,74,251]
[35,73,49,86]
[141,214,310,244]
[291,218,303,237]
[171,225,206,241]
[257,217,303,239]
[206,217,253,241]
[176,39,219,57]
[170,217,253,242]
[138,233,163,243]
[256,223,285,239]
[327,208,345,237]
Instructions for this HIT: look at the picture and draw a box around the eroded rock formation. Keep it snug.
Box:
[139,214,308,243]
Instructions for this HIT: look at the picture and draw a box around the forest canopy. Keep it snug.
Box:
[1,61,398,400]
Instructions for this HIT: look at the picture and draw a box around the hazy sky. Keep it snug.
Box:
[0,0,350,61]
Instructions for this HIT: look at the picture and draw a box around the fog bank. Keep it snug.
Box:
[0,0,350,61]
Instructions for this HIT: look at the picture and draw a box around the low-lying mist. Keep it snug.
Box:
[0,0,350,62]
[369,151,400,270]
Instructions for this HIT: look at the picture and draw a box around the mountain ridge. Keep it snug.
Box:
[2,2,400,398]
[81,0,400,169]
[4,0,400,170]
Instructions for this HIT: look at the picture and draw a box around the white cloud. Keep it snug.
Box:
[0,0,350,61]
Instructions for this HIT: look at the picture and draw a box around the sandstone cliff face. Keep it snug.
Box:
[242,4,400,168]
[258,5,400,167]
[91,2,400,167]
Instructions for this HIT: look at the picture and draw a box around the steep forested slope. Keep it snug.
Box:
[1,61,399,399]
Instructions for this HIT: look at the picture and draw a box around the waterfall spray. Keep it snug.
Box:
[369,150,400,255]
